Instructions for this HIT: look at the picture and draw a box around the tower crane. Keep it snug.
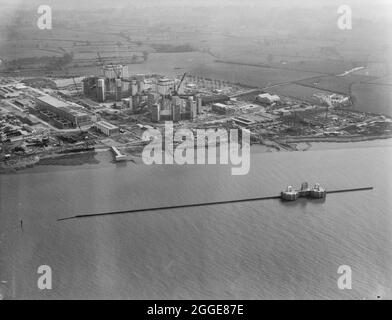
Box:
[72,76,81,96]
[96,52,105,75]
[172,72,187,96]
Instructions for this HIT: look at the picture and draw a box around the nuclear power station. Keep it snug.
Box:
[82,58,204,123]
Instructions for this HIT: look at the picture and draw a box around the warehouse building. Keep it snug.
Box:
[95,120,120,136]
[36,95,91,129]
[0,86,20,99]
[212,102,235,115]
[256,93,281,104]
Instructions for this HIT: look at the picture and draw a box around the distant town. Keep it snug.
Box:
[1,61,392,172]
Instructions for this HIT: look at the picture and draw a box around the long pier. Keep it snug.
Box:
[58,187,373,221]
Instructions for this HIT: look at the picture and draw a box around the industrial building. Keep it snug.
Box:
[137,79,145,93]
[82,65,134,102]
[256,93,281,104]
[36,95,91,129]
[212,103,235,115]
[143,79,155,92]
[196,95,203,114]
[121,98,132,109]
[328,94,351,107]
[82,76,98,100]
[189,98,197,120]
[147,92,160,108]
[172,103,181,122]
[130,80,138,96]
[83,70,201,123]
[103,64,129,80]
[95,120,120,136]
[0,86,20,99]
[232,117,256,127]
[151,95,199,122]
[151,104,160,122]
[115,78,122,101]
[157,78,175,96]
[97,78,106,102]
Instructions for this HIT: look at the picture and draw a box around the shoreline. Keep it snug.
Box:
[1,136,392,175]
[283,134,392,144]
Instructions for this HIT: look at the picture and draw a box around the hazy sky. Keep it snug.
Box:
[1,0,391,9]
[0,0,391,31]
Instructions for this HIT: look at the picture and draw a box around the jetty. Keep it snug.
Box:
[111,146,126,162]
[281,182,326,201]
[58,186,373,221]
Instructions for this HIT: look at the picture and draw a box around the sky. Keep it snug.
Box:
[0,0,391,33]
[1,0,391,9]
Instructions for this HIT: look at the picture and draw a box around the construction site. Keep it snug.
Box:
[1,51,392,172]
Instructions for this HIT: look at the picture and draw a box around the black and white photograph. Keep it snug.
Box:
[0,0,391,303]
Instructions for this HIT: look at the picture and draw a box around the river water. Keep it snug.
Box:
[0,144,391,299]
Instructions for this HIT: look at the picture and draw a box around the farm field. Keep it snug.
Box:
[188,62,323,88]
